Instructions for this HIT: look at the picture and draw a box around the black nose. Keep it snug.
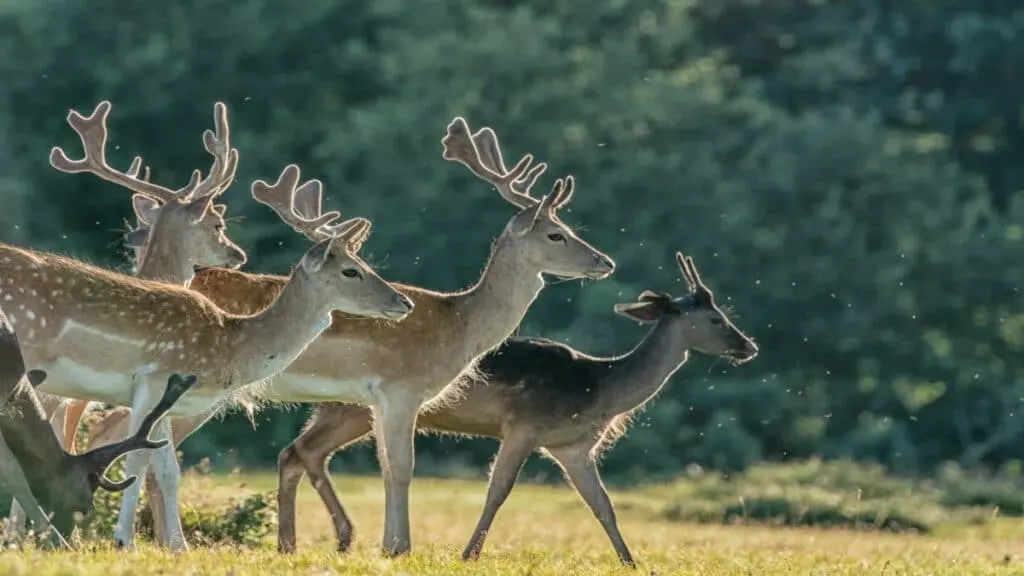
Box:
[395,293,414,311]
[742,340,759,357]
[596,255,615,273]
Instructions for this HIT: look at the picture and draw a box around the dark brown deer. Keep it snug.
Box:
[0,309,196,547]
[266,251,757,566]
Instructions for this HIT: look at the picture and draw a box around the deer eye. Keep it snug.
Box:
[213,223,224,233]
[342,268,362,279]
[547,233,565,243]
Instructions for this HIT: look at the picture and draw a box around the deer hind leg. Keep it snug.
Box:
[547,445,635,568]
[145,412,207,547]
[374,396,420,557]
[113,373,163,550]
[146,417,188,551]
[277,402,374,554]
[462,429,535,561]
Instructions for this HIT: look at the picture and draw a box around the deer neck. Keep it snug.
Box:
[450,236,545,362]
[221,270,335,385]
[595,319,690,417]
[134,228,195,286]
[0,382,64,480]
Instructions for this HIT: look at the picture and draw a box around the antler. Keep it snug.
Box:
[190,102,239,200]
[251,164,371,249]
[676,252,710,296]
[441,117,548,209]
[50,101,237,203]
[79,373,197,492]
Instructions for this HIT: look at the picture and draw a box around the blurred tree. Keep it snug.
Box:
[0,0,1019,479]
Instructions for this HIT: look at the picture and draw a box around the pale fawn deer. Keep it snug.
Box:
[17,99,252,543]
[76,116,616,555]
[0,309,196,548]
[273,252,756,566]
[0,104,414,550]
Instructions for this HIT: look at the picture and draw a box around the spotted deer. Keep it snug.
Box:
[12,99,253,540]
[280,252,755,565]
[74,116,616,555]
[0,132,414,549]
[0,309,196,548]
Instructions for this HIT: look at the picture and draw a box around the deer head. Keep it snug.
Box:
[614,252,758,364]
[50,101,247,276]
[442,118,615,281]
[47,373,194,537]
[0,312,196,537]
[251,165,414,320]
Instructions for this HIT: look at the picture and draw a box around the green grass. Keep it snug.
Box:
[3,461,1024,574]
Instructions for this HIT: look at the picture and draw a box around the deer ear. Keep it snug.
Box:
[185,195,215,224]
[211,203,227,217]
[507,195,552,236]
[301,237,335,274]
[123,227,149,249]
[25,369,46,387]
[132,194,161,227]
[613,301,663,324]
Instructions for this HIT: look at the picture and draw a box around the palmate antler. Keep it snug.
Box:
[251,164,372,251]
[441,117,576,212]
[78,373,197,493]
[49,101,239,204]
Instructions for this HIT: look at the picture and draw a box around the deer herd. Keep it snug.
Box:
[0,100,758,567]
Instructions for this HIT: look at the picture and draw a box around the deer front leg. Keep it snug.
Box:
[60,399,90,453]
[142,412,207,547]
[278,402,374,554]
[113,374,162,550]
[146,418,187,550]
[374,397,420,557]
[548,446,635,568]
[462,430,534,561]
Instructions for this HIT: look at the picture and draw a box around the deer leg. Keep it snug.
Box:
[61,399,90,453]
[113,375,162,550]
[548,446,635,568]
[141,413,205,547]
[146,417,188,551]
[374,397,419,557]
[462,431,534,561]
[278,403,374,554]
[145,470,167,546]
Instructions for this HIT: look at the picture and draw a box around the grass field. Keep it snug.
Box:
[2,467,1022,575]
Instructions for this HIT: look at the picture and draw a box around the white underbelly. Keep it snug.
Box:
[36,357,136,405]
[35,357,222,417]
[265,372,382,404]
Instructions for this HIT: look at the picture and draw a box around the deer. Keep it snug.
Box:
[0,108,415,552]
[7,99,252,542]
[69,116,617,555]
[0,308,197,548]
[272,251,754,566]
